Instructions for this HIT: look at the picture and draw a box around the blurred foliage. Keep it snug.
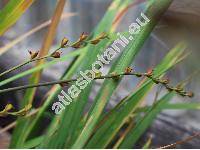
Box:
[0,0,34,36]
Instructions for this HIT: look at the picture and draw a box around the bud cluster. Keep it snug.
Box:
[123,67,194,98]
[0,104,32,117]
[28,32,109,59]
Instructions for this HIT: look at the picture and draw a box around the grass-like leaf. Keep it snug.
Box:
[0,0,35,36]
[118,92,175,148]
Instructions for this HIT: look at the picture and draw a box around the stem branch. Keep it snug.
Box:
[0,71,193,97]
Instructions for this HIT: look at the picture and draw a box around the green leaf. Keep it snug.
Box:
[162,103,200,110]
[0,0,35,36]
[23,136,44,149]
[119,93,174,148]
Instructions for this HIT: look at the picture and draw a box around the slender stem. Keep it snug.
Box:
[0,47,62,78]
[0,72,193,97]
[0,56,50,77]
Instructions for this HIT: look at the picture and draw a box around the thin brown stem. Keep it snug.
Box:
[0,71,193,98]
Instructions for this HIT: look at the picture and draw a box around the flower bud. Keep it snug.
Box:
[51,51,61,58]
[125,67,133,73]
[79,32,88,41]
[28,50,39,59]
[175,87,183,92]
[187,92,194,98]
[0,104,14,117]
[146,68,153,77]
[90,39,101,45]
[71,41,82,48]
[161,78,170,84]
[61,37,69,48]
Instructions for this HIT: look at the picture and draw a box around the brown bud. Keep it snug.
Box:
[28,50,39,59]
[90,32,108,45]
[61,37,69,48]
[51,51,61,58]
[90,39,101,45]
[161,78,170,84]
[187,92,194,98]
[79,32,88,41]
[175,87,183,92]
[146,68,153,77]
[71,41,82,48]
[125,67,133,74]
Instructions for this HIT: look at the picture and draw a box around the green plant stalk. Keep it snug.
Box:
[72,0,173,148]
[23,136,44,149]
